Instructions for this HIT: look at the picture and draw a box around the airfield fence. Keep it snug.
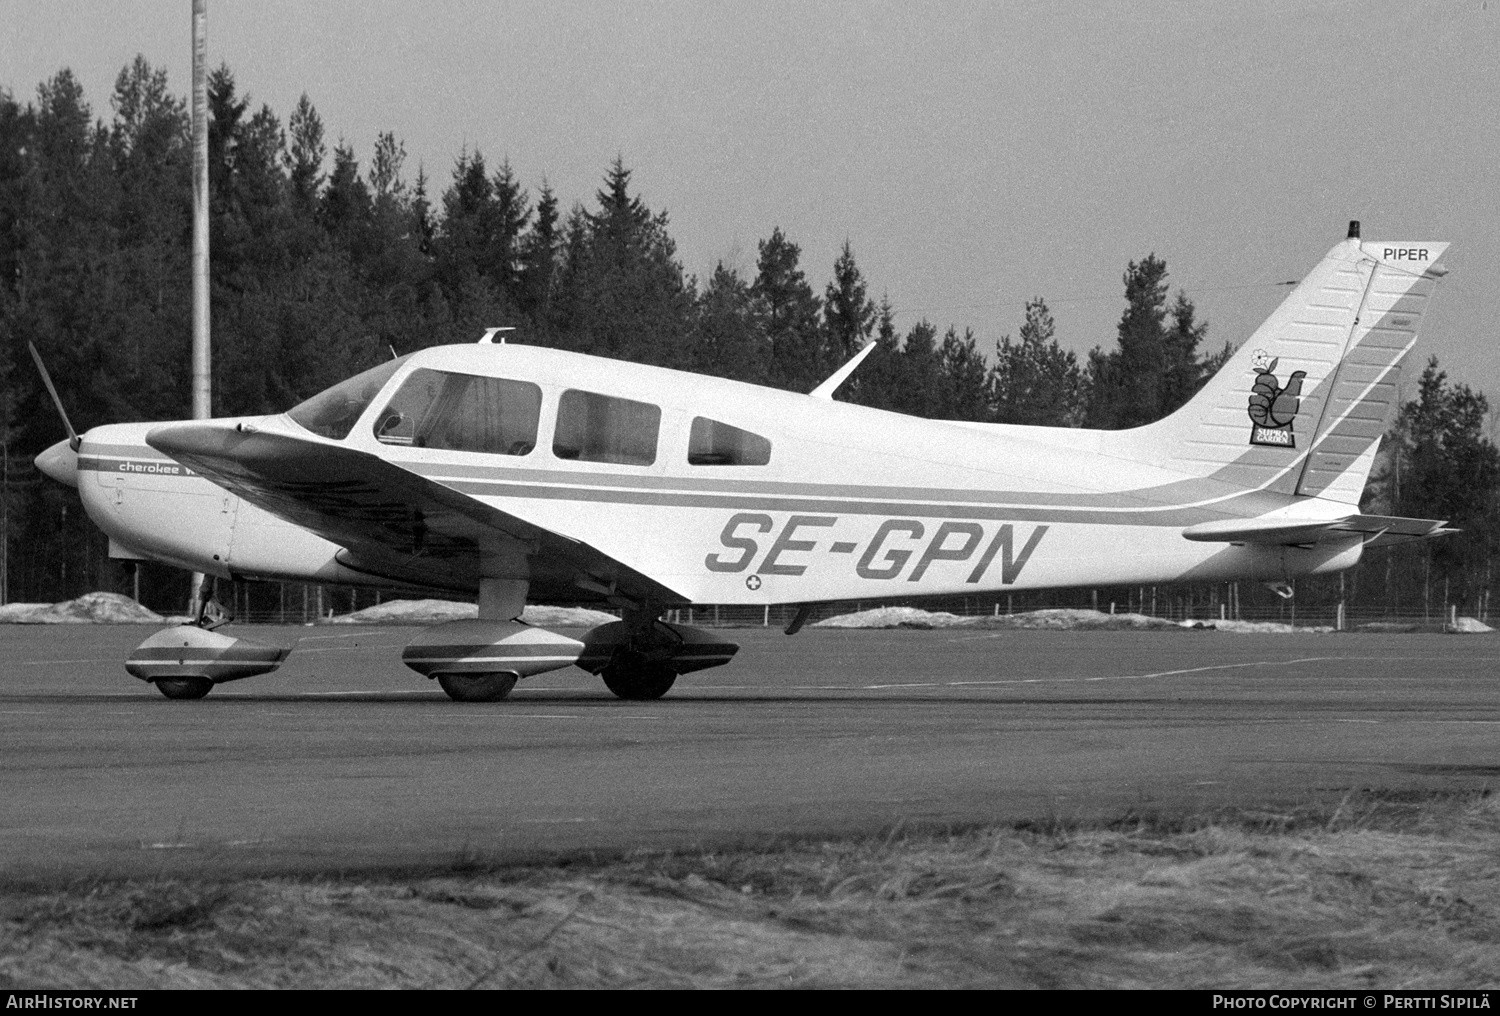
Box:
[654,600,1475,632]
[211,581,1485,632]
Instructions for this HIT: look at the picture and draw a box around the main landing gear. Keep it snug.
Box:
[575,615,738,701]
[400,607,740,702]
[599,656,678,701]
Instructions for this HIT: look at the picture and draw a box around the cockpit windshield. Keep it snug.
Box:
[286,357,409,440]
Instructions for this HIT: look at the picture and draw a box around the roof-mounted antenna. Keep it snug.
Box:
[1347,220,1361,240]
[809,341,877,399]
[478,327,516,344]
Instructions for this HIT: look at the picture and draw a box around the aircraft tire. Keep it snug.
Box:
[601,663,677,701]
[154,676,213,700]
[437,672,518,702]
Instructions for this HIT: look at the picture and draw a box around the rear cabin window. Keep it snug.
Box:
[688,417,772,466]
[373,368,541,455]
[552,390,660,466]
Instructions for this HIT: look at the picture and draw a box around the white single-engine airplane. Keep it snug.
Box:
[33,224,1453,701]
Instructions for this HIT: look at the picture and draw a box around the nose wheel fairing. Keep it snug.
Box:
[126,625,290,697]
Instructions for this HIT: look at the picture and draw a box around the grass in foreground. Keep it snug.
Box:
[2,790,1497,989]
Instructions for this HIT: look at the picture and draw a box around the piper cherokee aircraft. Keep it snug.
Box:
[32,224,1453,701]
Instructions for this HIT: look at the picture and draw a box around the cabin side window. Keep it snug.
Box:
[552,390,661,466]
[373,368,541,455]
[688,417,772,466]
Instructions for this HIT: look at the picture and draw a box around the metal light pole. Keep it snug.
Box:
[1,438,8,607]
[189,0,210,613]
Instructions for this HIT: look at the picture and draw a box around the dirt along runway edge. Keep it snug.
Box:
[2,788,1497,988]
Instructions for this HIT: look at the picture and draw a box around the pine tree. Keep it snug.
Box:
[1084,255,1169,429]
[895,320,941,417]
[852,296,902,412]
[105,56,192,416]
[1161,290,1210,413]
[320,141,372,245]
[550,158,690,364]
[19,70,122,428]
[751,227,823,392]
[517,180,559,330]
[1383,359,1500,604]
[991,297,1084,426]
[823,240,875,363]
[284,93,325,213]
[489,158,530,298]
[690,262,764,383]
[937,326,989,421]
[410,166,435,254]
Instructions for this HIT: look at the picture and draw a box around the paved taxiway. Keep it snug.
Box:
[2,624,1498,880]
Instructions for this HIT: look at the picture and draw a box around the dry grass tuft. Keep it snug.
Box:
[2,789,1497,988]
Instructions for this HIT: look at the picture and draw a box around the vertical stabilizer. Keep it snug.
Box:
[1129,234,1449,503]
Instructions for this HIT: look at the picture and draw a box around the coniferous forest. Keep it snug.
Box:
[1,62,1496,623]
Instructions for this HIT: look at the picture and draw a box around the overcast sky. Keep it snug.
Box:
[4,0,1497,402]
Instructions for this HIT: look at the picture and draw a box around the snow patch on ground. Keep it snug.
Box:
[0,592,165,624]
[1204,619,1333,634]
[327,599,476,625]
[966,608,1185,631]
[521,605,620,628]
[328,599,617,628]
[0,603,52,623]
[815,607,1186,631]
[815,606,1494,634]
[814,606,967,629]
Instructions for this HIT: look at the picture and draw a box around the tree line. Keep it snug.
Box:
[0,60,1494,622]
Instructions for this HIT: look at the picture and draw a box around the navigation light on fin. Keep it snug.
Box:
[810,341,876,399]
[478,327,516,344]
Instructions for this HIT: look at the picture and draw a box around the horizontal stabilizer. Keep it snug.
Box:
[1182,513,1451,547]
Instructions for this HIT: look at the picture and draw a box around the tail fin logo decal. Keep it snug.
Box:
[1247,350,1306,448]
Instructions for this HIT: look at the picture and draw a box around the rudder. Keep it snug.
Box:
[1132,230,1449,503]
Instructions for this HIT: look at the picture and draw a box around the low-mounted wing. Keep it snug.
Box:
[1182,513,1452,548]
[147,418,686,606]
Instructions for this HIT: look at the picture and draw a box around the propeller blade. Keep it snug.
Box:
[27,342,81,452]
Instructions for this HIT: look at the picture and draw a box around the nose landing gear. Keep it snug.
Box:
[436,672,520,702]
[126,623,290,699]
[153,676,215,700]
